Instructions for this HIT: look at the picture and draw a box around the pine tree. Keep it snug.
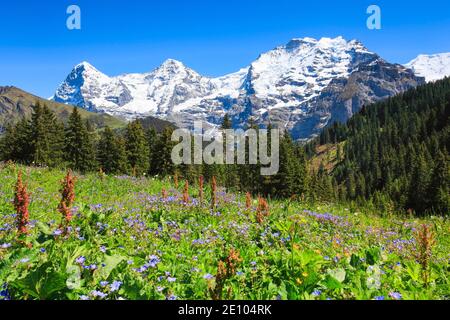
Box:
[65,107,96,172]
[0,120,31,163]
[29,103,64,167]
[146,127,157,175]
[407,152,431,214]
[97,126,128,174]
[125,120,149,176]
[428,151,450,214]
[272,133,307,198]
[221,114,238,190]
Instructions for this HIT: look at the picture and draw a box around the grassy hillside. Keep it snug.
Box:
[0,164,448,300]
[0,86,125,130]
[308,142,345,174]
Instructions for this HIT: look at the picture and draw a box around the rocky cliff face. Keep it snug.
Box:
[52,37,426,140]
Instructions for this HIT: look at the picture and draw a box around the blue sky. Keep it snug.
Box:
[1,0,450,98]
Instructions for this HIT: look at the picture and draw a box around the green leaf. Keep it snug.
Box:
[95,255,125,280]
[66,265,82,290]
[365,247,381,265]
[328,268,346,283]
[11,263,67,299]
[324,275,342,290]
[35,221,53,236]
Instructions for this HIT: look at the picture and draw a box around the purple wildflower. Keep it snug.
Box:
[91,290,108,299]
[110,281,122,292]
[312,290,322,297]
[389,292,402,300]
[75,256,86,265]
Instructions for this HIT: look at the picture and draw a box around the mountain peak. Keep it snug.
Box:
[405,52,450,82]
[73,61,99,72]
[284,36,369,53]
[161,58,184,66]
[158,59,186,71]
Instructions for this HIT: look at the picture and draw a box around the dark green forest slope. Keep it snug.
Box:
[307,78,450,215]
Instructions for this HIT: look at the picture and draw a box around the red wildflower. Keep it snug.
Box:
[245,192,252,209]
[14,171,30,236]
[256,196,270,224]
[174,172,179,189]
[414,224,436,286]
[183,181,189,204]
[58,170,77,232]
[161,188,168,200]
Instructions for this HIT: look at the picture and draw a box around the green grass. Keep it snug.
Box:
[0,164,449,300]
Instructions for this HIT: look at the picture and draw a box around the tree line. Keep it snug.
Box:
[306,77,450,215]
[0,105,309,199]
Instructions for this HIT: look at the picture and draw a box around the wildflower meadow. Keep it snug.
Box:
[0,164,449,300]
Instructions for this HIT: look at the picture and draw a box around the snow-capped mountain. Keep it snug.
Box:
[52,36,424,140]
[405,53,450,82]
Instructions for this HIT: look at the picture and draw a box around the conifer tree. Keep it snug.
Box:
[0,120,31,163]
[125,120,149,176]
[407,152,431,214]
[65,107,96,172]
[29,103,64,167]
[428,151,450,214]
[97,126,128,174]
[149,126,175,177]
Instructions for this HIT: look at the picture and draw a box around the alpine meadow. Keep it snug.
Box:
[0,1,449,304]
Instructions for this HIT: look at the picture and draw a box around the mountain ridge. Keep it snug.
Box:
[51,36,434,139]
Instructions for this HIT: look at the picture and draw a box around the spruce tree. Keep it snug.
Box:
[125,120,149,176]
[97,126,128,174]
[428,151,450,214]
[407,152,431,214]
[0,120,31,163]
[150,126,176,177]
[65,107,96,172]
[29,103,64,167]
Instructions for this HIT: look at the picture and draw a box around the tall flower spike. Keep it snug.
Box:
[161,188,168,200]
[58,170,77,233]
[256,196,269,224]
[14,171,30,236]
[246,192,252,209]
[414,224,436,286]
[174,172,179,189]
[183,181,189,204]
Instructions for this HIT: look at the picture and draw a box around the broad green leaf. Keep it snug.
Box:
[66,265,81,290]
[95,255,126,280]
[328,268,346,283]
[11,263,67,299]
